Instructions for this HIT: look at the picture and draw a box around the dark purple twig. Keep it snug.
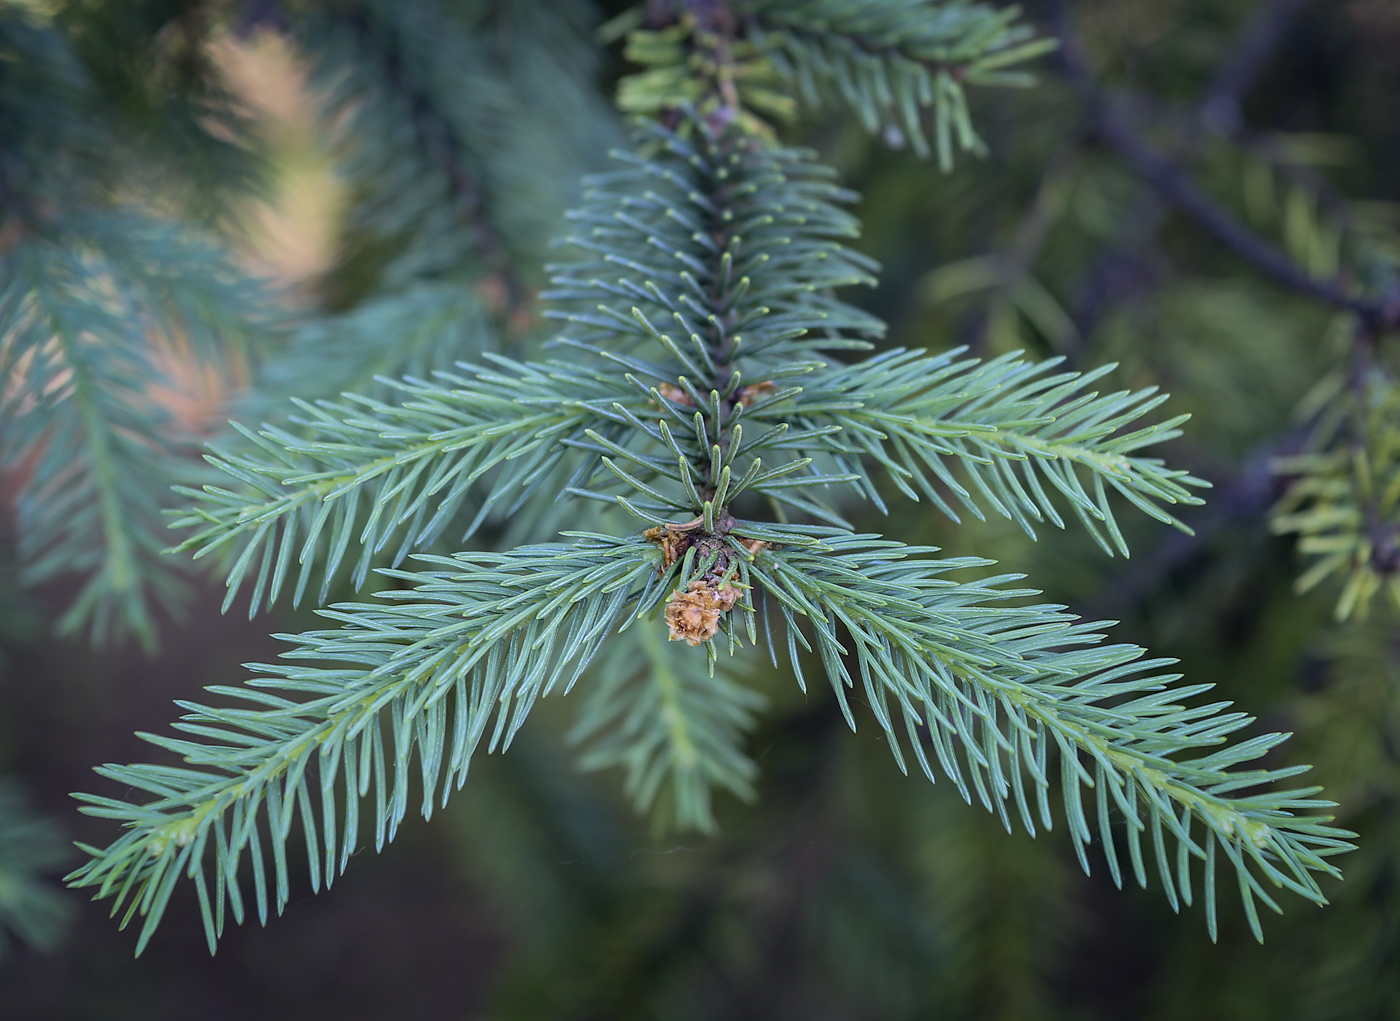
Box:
[1199,0,1314,134]
[1054,0,1396,333]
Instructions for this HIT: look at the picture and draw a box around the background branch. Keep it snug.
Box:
[341,7,529,322]
[1065,0,1315,343]
[1052,0,1397,332]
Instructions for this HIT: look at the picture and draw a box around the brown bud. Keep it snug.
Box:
[735,381,778,407]
[663,577,744,646]
[654,384,694,408]
[474,274,509,315]
[665,579,724,646]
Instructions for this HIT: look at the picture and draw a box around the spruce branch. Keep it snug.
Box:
[547,113,1349,938]
[570,623,764,833]
[175,115,892,615]
[550,123,1202,541]
[752,532,1355,941]
[1271,343,1400,621]
[324,1,526,306]
[615,1,1052,166]
[774,346,1208,553]
[1,217,261,647]
[172,358,642,615]
[0,14,269,646]
[82,92,1353,951]
[745,0,1057,168]
[544,119,885,529]
[66,535,661,955]
[301,0,617,307]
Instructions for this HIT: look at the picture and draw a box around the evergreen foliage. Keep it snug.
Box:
[0,780,72,960]
[51,0,1357,953]
[613,0,1055,167]
[1272,359,1400,622]
[569,623,766,832]
[0,8,265,648]
[0,0,617,655]
[747,0,1057,165]
[4,0,1399,1003]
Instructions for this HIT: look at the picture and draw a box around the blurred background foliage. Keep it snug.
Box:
[1,0,1399,1017]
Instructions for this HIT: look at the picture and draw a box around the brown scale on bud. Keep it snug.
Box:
[645,524,765,572]
[653,384,694,408]
[643,525,692,571]
[735,381,777,407]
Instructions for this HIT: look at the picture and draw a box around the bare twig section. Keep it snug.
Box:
[1199,0,1313,133]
